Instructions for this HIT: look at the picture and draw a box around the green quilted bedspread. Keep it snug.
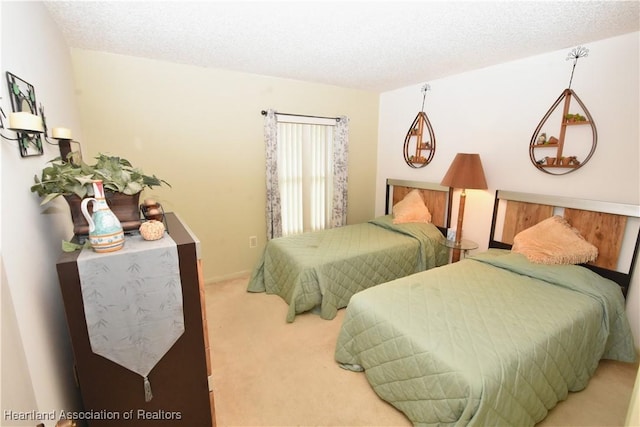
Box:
[334,249,637,426]
[247,215,447,322]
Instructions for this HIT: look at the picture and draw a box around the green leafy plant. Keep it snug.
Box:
[31,153,170,205]
[92,154,169,196]
[565,113,586,122]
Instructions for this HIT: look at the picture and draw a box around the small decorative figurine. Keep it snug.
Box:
[139,220,166,241]
[537,133,547,144]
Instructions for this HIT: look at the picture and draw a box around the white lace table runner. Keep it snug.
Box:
[77,233,184,401]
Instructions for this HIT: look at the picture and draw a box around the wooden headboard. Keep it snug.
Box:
[385,179,452,235]
[489,190,640,296]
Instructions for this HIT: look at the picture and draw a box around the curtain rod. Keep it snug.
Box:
[261,110,341,122]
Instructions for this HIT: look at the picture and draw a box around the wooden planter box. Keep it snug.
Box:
[65,192,142,236]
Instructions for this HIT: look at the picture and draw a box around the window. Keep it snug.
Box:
[263,109,348,241]
[277,116,335,236]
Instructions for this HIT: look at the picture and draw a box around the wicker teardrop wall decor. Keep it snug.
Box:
[529,47,597,175]
[404,84,436,168]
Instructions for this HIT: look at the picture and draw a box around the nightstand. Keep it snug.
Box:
[442,238,479,262]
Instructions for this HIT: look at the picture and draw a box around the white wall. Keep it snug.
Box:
[1,1,84,421]
[377,32,640,348]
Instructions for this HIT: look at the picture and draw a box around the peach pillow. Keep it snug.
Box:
[392,189,432,224]
[512,215,598,265]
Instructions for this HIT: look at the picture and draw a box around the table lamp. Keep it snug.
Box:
[440,153,488,248]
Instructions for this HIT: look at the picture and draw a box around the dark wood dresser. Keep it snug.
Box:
[56,213,215,426]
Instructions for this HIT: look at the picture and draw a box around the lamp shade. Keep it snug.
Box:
[440,153,488,190]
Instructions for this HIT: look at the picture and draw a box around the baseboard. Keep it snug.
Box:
[204,270,251,286]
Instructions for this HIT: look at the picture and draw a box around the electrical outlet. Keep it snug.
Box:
[249,236,257,248]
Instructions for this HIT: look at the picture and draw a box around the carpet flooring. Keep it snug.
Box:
[206,274,638,427]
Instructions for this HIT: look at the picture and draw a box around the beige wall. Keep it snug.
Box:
[626,365,640,426]
[70,49,379,283]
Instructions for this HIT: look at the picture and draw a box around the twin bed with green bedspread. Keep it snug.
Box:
[247,215,448,322]
[334,250,637,426]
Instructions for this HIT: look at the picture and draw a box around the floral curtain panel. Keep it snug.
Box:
[331,116,349,228]
[263,109,282,240]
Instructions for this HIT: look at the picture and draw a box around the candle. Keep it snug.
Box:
[52,127,72,139]
[8,112,44,133]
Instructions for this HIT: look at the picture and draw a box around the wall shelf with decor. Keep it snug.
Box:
[529,88,597,175]
[404,84,436,168]
[529,47,597,175]
[404,111,435,167]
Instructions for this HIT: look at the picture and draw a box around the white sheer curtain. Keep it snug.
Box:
[263,110,348,239]
[278,118,333,235]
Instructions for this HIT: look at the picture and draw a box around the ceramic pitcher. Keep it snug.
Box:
[81,180,125,253]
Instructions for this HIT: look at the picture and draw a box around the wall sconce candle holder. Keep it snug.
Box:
[39,104,81,163]
[2,72,82,161]
[3,72,45,157]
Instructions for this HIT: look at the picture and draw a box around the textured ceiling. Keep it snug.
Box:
[44,1,640,93]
